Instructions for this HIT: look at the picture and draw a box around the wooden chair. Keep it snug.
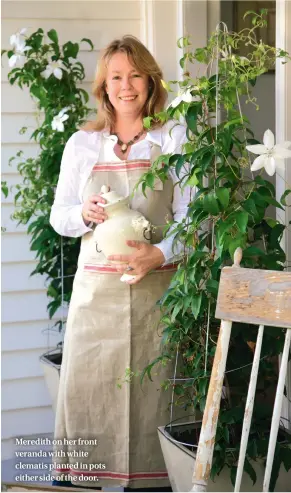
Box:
[191,248,291,492]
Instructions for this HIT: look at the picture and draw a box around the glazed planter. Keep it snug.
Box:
[93,187,151,261]
[39,346,62,412]
[158,420,291,492]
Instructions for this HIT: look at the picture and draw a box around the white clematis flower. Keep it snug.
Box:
[8,43,31,68]
[170,88,193,108]
[41,59,67,80]
[246,129,291,176]
[10,28,27,49]
[51,108,69,132]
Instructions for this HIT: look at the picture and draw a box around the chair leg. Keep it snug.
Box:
[234,325,264,492]
[263,328,291,492]
[191,320,232,492]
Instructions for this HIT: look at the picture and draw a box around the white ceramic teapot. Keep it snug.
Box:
[93,185,152,263]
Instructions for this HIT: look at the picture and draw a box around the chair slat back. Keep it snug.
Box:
[191,249,291,492]
[215,266,291,328]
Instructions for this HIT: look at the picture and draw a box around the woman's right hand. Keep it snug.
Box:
[82,194,108,226]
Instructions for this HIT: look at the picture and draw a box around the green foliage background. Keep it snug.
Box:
[2,28,95,327]
[137,11,291,489]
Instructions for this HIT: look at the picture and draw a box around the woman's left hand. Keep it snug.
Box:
[107,240,165,284]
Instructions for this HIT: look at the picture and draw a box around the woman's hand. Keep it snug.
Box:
[107,240,166,284]
[82,194,108,226]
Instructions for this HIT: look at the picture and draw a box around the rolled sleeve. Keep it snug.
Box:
[50,132,92,237]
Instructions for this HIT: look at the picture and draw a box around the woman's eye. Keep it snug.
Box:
[112,76,120,80]
[132,74,141,78]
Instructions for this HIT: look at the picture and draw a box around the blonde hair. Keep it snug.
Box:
[82,35,167,132]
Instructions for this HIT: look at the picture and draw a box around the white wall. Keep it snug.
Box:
[1,0,142,461]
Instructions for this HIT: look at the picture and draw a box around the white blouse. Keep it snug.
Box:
[50,120,192,264]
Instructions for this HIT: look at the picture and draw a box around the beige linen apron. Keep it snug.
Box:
[52,141,177,489]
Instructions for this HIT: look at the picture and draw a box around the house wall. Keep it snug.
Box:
[1,0,186,463]
[276,0,291,429]
[1,0,141,462]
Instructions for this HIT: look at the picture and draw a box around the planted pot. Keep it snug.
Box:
[39,346,62,412]
[158,420,291,492]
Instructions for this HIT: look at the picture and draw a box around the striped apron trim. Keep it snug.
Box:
[92,160,151,172]
[83,263,178,274]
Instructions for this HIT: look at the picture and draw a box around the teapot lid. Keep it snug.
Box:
[98,185,128,207]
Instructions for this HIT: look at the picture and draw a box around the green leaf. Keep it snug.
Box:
[191,293,202,319]
[254,175,275,196]
[247,439,258,460]
[175,155,186,178]
[203,192,220,215]
[200,150,214,172]
[216,188,230,209]
[140,355,171,384]
[262,195,284,211]
[199,376,208,395]
[230,466,237,487]
[81,38,94,51]
[265,217,278,228]
[171,299,183,322]
[224,116,249,129]
[145,173,155,189]
[281,189,291,207]
[185,103,199,134]
[1,181,8,198]
[242,198,258,219]
[235,211,248,233]
[243,246,265,257]
[281,447,291,471]
[143,116,152,129]
[30,84,47,101]
[186,173,199,187]
[269,445,282,492]
[223,426,230,443]
[244,458,257,485]
[47,29,58,44]
[270,224,285,247]
[63,41,79,59]
[243,10,257,20]
[206,279,219,295]
[177,36,191,48]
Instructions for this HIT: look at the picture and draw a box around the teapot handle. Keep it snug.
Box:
[96,242,102,253]
[143,227,152,241]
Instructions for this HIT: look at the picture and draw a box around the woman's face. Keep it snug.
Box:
[105,52,149,119]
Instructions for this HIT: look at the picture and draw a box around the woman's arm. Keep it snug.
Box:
[50,133,93,237]
[154,121,194,264]
[154,176,192,264]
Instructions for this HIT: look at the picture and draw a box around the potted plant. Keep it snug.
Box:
[2,28,94,408]
[136,9,291,492]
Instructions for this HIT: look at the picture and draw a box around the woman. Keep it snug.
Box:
[50,35,191,491]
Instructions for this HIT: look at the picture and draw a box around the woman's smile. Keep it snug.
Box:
[119,95,138,102]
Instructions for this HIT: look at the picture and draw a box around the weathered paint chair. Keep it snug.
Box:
[191,248,291,492]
